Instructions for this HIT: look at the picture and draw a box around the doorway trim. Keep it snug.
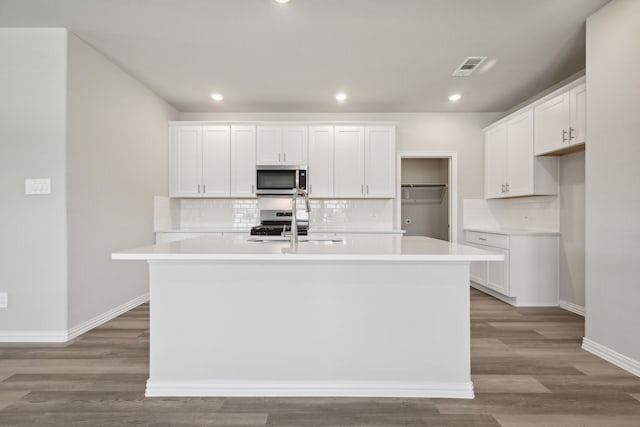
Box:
[396,152,459,243]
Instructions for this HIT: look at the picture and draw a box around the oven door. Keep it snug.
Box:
[256,168,298,195]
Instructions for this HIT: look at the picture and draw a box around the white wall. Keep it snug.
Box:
[0,29,69,332]
[180,112,501,241]
[66,34,178,328]
[559,151,585,308]
[585,0,640,366]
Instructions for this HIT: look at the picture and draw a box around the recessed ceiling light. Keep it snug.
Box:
[448,93,462,102]
[210,93,224,102]
[336,93,348,102]
[274,0,291,3]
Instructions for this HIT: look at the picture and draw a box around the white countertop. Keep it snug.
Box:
[155,228,251,233]
[155,227,405,234]
[113,234,503,262]
[464,227,561,236]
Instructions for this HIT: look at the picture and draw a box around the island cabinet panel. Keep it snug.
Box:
[484,109,558,199]
[257,125,308,166]
[534,83,586,156]
[334,126,396,199]
[230,125,257,197]
[171,126,232,197]
[465,230,559,307]
[334,126,366,197]
[308,126,335,198]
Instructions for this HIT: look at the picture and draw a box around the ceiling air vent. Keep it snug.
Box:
[452,56,488,77]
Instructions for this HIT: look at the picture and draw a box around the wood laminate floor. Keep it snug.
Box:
[1,289,640,426]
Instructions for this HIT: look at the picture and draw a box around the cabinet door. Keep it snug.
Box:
[570,84,586,146]
[534,92,570,155]
[486,247,510,296]
[465,243,487,285]
[364,126,396,198]
[202,126,231,197]
[334,126,365,198]
[231,126,257,197]
[282,126,308,165]
[256,126,282,165]
[484,124,508,199]
[170,126,202,197]
[506,110,534,197]
[308,126,334,198]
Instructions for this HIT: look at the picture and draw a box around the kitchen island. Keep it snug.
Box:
[113,234,502,399]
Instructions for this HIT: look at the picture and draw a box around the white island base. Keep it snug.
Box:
[114,235,503,399]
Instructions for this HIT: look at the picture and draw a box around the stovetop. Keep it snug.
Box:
[250,223,308,236]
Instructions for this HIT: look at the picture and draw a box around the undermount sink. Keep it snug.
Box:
[247,236,344,244]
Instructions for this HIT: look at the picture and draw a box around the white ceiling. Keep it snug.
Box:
[0,0,609,113]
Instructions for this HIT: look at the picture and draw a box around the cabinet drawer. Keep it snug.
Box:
[465,231,509,249]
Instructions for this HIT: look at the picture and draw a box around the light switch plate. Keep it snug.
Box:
[25,178,51,195]
[0,292,8,308]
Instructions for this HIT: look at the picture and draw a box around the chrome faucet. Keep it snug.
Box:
[289,188,311,248]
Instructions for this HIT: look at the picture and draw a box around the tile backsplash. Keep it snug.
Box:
[463,196,560,231]
[154,196,396,230]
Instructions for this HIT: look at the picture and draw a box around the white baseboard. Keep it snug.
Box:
[0,330,69,343]
[66,293,149,341]
[582,337,640,377]
[0,293,149,343]
[145,380,475,399]
[559,299,585,316]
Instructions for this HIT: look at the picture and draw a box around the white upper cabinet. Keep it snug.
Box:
[334,126,396,199]
[308,126,334,198]
[282,126,308,165]
[484,109,558,199]
[169,122,395,200]
[506,110,534,197]
[334,126,365,198]
[484,124,508,199]
[230,125,257,197]
[202,126,231,197]
[534,82,586,155]
[171,126,231,197]
[170,126,202,197]
[256,126,282,165]
[257,125,308,165]
[364,126,396,198]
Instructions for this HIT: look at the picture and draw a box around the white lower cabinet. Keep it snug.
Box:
[465,230,558,306]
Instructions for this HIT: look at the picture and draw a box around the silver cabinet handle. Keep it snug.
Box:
[361,184,364,194]
[251,184,254,193]
[278,152,281,162]
[198,184,201,193]
[283,152,286,162]
[569,127,575,140]
[310,184,313,194]
[366,185,369,194]
[203,184,206,193]
[506,183,510,192]
[478,237,487,241]
[501,184,505,193]
[562,129,568,143]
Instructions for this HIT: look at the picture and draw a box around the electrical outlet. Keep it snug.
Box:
[25,178,51,195]
[0,292,8,308]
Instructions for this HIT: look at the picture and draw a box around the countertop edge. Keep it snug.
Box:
[464,227,561,236]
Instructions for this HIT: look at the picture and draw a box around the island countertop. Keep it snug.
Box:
[113,234,503,262]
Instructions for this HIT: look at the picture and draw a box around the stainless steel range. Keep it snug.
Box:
[250,210,308,236]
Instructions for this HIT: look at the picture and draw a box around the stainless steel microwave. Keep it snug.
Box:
[256,165,307,195]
